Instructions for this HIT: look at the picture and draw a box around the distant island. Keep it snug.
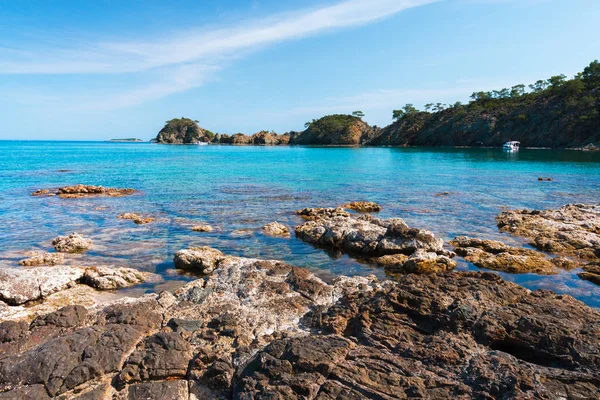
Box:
[155,60,600,149]
[107,138,145,143]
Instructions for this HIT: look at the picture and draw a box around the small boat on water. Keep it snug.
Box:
[502,141,520,151]
[197,141,209,146]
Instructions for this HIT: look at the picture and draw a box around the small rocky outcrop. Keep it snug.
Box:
[497,203,600,262]
[191,224,214,232]
[450,236,573,274]
[262,222,290,237]
[155,118,212,144]
[52,233,93,253]
[0,251,599,398]
[173,247,226,274]
[117,213,154,225]
[0,266,85,305]
[295,208,455,274]
[343,201,382,212]
[82,266,148,290]
[19,251,64,266]
[32,184,135,198]
[290,114,380,146]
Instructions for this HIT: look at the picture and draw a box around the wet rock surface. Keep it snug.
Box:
[191,224,214,232]
[451,236,571,274]
[117,213,155,225]
[19,251,64,266]
[52,233,93,253]
[32,184,136,198]
[262,221,290,237]
[1,251,598,398]
[343,201,382,212]
[497,203,600,263]
[295,208,456,274]
[579,263,600,286]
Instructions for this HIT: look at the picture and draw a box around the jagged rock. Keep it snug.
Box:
[191,224,214,232]
[295,210,455,273]
[155,118,211,144]
[289,114,380,145]
[579,263,600,286]
[235,271,600,399]
[295,207,349,221]
[343,201,382,212]
[451,236,565,274]
[117,213,155,225]
[0,266,85,305]
[173,247,225,273]
[82,266,148,290]
[262,222,290,237]
[497,203,600,262]
[19,251,64,266]
[52,232,93,253]
[31,189,54,197]
[0,251,599,398]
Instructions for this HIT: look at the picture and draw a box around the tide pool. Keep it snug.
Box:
[1,141,599,306]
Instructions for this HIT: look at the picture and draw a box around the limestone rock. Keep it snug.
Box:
[451,236,563,274]
[295,206,349,221]
[83,266,147,290]
[52,233,93,253]
[32,184,135,198]
[262,221,290,237]
[295,210,455,274]
[173,247,225,273]
[497,203,600,263]
[19,251,64,266]
[0,266,85,305]
[579,263,600,286]
[117,213,155,224]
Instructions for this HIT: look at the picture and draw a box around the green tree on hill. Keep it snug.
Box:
[352,111,365,119]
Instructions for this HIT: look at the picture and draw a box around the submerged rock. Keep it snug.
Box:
[497,203,600,263]
[296,206,349,221]
[32,184,136,198]
[295,209,455,274]
[343,201,382,212]
[451,236,566,274]
[52,233,93,253]
[262,221,290,237]
[0,250,599,398]
[117,212,155,225]
[19,251,64,266]
[173,247,225,274]
[191,224,214,232]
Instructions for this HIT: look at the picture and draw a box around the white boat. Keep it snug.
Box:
[197,141,209,146]
[502,141,520,151]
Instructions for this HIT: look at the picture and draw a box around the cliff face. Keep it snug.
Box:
[155,118,212,144]
[370,83,600,148]
[290,114,380,146]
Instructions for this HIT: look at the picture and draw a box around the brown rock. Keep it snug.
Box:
[295,206,350,221]
[451,236,561,274]
[343,201,382,212]
[579,263,600,286]
[32,184,136,198]
[497,203,600,262]
[83,266,148,290]
[173,247,225,273]
[117,213,155,224]
[19,251,64,266]
[191,224,213,232]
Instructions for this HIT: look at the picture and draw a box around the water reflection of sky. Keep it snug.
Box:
[1,142,599,307]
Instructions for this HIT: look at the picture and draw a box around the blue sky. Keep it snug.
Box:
[0,0,599,140]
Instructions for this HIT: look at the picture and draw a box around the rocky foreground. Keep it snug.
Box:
[0,248,599,399]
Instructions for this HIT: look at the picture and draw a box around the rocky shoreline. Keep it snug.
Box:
[1,197,600,398]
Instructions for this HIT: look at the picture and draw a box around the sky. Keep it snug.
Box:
[0,0,599,140]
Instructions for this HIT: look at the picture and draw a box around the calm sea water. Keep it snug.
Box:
[1,141,599,306]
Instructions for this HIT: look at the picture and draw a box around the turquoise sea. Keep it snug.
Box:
[1,141,599,307]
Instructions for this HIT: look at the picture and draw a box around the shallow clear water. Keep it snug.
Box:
[1,141,599,306]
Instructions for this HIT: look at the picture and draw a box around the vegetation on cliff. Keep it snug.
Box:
[371,60,600,147]
[155,118,213,144]
[290,113,379,145]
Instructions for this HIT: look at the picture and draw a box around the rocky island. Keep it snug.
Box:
[155,60,600,149]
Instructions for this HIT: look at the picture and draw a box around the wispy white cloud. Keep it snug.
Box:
[0,0,439,109]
